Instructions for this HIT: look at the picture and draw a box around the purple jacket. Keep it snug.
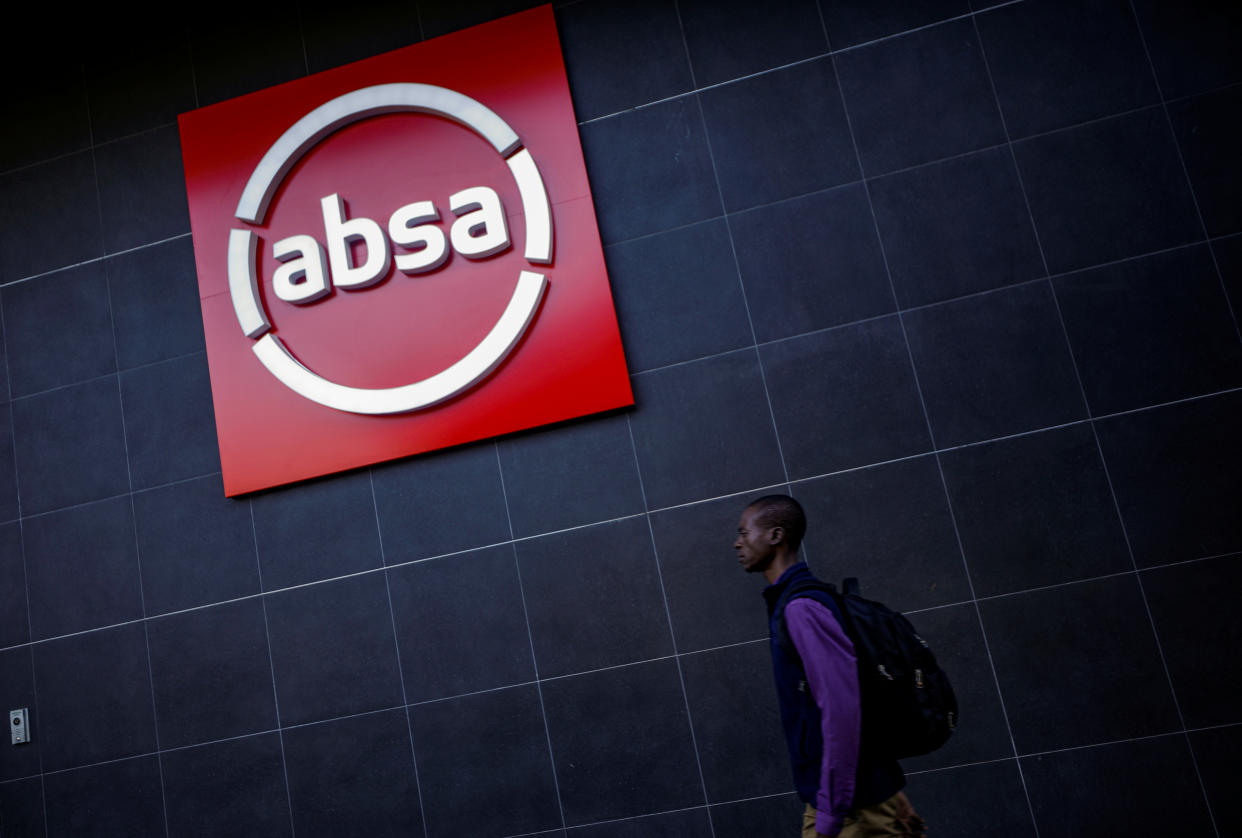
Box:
[786,597,861,835]
[765,563,903,836]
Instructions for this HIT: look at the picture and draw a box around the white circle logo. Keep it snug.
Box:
[226,83,553,415]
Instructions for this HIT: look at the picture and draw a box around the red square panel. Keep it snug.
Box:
[179,5,632,496]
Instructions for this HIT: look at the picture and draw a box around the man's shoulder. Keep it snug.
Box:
[783,592,848,635]
[781,578,840,615]
[784,595,833,615]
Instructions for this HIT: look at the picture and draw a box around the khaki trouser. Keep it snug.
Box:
[803,793,910,837]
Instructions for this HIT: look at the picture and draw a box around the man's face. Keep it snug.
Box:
[734,505,775,574]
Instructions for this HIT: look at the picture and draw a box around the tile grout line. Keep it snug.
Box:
[1,289,50,838]
[670,1,793,502]
[825,11,1044,834]
[0,11,1055,292]
[585,103,1236,253]
[4,543,1233,677]
[279,701,406,734]
[6,683,1240,789]
[248,501,298,838]
[0,232,193,291]
[573,0,1029,130]
[13,466,225,527]
[4,392,1237,660]
[1109,8,1226,832]
[11,359,1225,532]
[0,146,94,179]
[1015,384,1241,429]
[1015,726,1198,763]
[660,8,748,831]
[625,221,1226,382]
[974,9,1216,833]
[499,724,1242,833]
[1,219,1220,385]
[888,549,1242,614]
[15,751,179,782]
[94,83,173,835]
[625,412,717,832]
[963,562,1164,606]
[92,121,189,155]
[0,98,1216,298]
[596,138,1010,254]
[574,0,1227,141]
[903,754,1019,777]
[0,0,1028,188]
[405,678,541,710]
[7,33,1238,295]
[7,349,208,406]
[677,636,767,659]
[4,411,1241,659]
[975,7,1218,834]
[367,467,431,838]
[127,469,222,497]
[537,651,680,686]
[107,347,173,838]
[1125,1,1241,349]
[494,442,570,835]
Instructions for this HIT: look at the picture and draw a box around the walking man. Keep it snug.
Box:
[735,495,925,837]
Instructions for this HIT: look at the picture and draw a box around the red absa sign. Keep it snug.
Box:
[179,5,632,496]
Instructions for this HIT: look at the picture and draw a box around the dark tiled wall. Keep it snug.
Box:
[1,1,1238,836]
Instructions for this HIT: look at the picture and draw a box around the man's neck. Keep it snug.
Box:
[763,552,800,585]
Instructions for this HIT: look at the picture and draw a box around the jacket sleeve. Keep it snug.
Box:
[784,597,861,837]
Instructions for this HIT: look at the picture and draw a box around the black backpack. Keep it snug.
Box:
[777,576,957,759]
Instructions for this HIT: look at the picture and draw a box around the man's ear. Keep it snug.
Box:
[768,525,785,546]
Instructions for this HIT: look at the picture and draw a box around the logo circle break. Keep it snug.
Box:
[226,83,553,415]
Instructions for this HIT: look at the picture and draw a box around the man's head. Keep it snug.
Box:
[734,494,805,579]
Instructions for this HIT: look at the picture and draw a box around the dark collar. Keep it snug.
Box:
[762,562,812,606]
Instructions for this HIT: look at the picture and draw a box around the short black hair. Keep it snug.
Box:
[747,495,806,551]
